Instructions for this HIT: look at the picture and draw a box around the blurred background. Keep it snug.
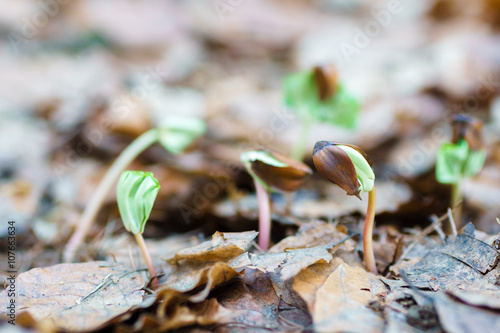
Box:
[1,0,500,269]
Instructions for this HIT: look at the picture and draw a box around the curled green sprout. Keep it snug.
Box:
[313,141,377,274]
[117,170,160,287]
[241,150,312,250]
[63,117,206,263]
[436,115,486,226]
[283,66,361,160]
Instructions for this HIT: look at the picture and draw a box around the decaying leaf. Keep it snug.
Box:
[250,246,332,281]
[294,261,386,332]
[432,292,500,333]
[160,262,242,303]
[404,234,500,292]
[167,231,258,265]
[250,231,354,281]
[293,259,387,332]
[268,220,356,254]
[214,268,312,332]
[0,262,145,331]
[131,297,232,332]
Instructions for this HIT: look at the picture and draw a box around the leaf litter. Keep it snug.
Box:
[2,0,500,332]
[2,217,500,332]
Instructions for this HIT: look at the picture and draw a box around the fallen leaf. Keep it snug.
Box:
[0,262,145,331]
[131,298,232,332]
[214,268,312,332]
[432,292,500,333]
[448,289,500,310]
[167,231,258,265]
[294,260,386,332]
[268,220,356,254]
[404,234,500,291]
[159,262,242,304]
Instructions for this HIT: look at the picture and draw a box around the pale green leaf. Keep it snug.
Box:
[338,145,375,193]
[463,149,486,178]
[282,70,361,129]
[116,171,160,235]
[240,151,288,168]
[435,140,470,184]
[158,116,206,155]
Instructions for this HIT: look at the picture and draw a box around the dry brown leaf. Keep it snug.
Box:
[432,291,500,333]
[167,231,258,265]
[118,263,242,332]
[214,268,312,332]
[0,262,145,331]
[404,234,500,292]
[159,262,242,304]
[292,258,345,312]
[294,260,386,332]
[268,220,356,254]
[249,246,332,281]
[243,223,355,281]
[131,298,232,332]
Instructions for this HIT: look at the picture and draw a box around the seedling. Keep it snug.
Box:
[117,170,160,287]
[240,150,312,250]
[436,114,486,225]
[312,141,377,274]
[283,65,361,160]
[63,116,206,262]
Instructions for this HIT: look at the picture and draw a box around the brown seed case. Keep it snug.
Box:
[313,64,338,101]
[451,114,484,151]
[312,141,361,199]
[251,150,313,192]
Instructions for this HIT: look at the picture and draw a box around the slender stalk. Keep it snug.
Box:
[450,181,462,228]
[291,114,312,161]
[63,128,159,262]
[363,187,377,274]
[134,233,158,288]
[253,178,271,251]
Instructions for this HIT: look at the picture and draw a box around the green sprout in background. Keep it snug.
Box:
[241,150,312,250]
[63,116,206,263]
[283,64,361,160]
[312,141,377,274]
[436,114,486,227]
[117,171,160,287]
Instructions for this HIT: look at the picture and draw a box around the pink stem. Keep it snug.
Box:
[253,178,271,251]
[134,233,158,288]
[363,187,377,274]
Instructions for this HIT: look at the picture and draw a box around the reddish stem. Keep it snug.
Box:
[363,187,377,274]
[134,233,158,288]
[253,178,271,251]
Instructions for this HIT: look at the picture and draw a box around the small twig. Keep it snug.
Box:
[76,273,112,305]
[447,208,458,237]
[432,217,446,243]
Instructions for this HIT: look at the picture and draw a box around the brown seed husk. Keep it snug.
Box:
[451,114,484,150]
[313,64,338,101]
[313,141,361,199]
[251,150,313,192]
